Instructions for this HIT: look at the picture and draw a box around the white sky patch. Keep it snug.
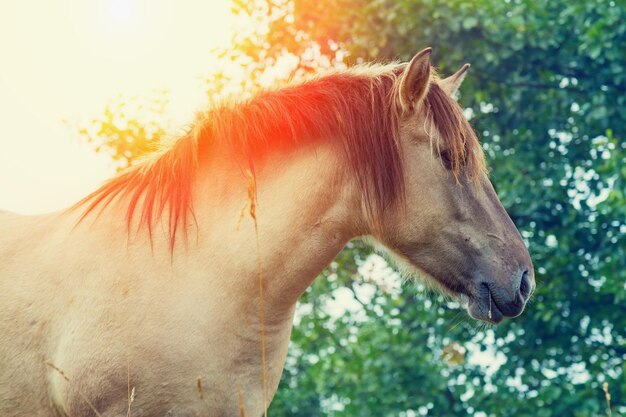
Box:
[326,287,368,321]
[466,330,507,378]
[0,0,234,214]
[358,253,403,295]
[107,0,133,24]
[314,254,404,321]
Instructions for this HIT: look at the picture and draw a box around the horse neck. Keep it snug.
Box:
[188,140,363,320]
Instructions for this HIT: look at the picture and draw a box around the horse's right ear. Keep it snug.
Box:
[398,48,432,111]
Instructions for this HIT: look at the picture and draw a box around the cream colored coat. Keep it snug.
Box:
[0,143,354,416]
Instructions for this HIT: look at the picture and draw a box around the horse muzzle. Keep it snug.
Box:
[467,269,535,324]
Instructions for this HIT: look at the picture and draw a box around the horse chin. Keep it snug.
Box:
[378,247,503,324]
[428,275,509,324]
[429,280,505,325]
[455,292,470,307]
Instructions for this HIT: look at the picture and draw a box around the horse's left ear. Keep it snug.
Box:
[398,48,432,111]
[440,63,471,97]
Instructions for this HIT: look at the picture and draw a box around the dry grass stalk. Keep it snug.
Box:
[126,358,133,417]
[44,361,103,417]
[237,385,247,417]
[126,358,135,417]
[196,377,204,400]
[126,387,135,417]
[602,382,612,417]
[246,169,268,417]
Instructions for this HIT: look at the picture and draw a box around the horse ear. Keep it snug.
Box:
[398,48,432,111]
[440,63,470,97]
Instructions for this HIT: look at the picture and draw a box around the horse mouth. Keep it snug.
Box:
[442,289,504,324]
[467,289,504,324]
[465,283,525,324]
[404,260,523,324]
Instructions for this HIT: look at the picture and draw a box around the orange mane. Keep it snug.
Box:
[76,63,484,250]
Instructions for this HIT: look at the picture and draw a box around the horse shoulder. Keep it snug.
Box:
[0,211,70,414]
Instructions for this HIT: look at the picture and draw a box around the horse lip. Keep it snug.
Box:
[467,285,505,324]
[438,282,509,324]
[429,277,512,324]
[432,273,525,323]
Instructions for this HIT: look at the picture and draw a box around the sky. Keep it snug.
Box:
[0,0,234,214]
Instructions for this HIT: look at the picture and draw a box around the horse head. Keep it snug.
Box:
[375,48,535,323]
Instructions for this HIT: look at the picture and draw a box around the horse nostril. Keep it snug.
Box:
[519,270,532,301]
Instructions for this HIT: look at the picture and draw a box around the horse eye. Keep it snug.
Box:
[440,149,453,170]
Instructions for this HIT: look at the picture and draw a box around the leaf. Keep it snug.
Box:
[462,16,479,29]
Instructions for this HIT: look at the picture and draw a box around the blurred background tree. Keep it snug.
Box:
[77,90,170,171]
[78,0,625,415]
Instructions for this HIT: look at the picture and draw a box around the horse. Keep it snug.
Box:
[0,48,534,417]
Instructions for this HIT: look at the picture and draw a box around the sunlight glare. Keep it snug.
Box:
[0,1,236,214]
[107,0,133,24]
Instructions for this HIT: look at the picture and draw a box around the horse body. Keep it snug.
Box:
[1,143,354,416]
[0,49,535,416]
[0,211,61,415]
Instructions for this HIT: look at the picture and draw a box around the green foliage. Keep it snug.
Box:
[80,0,626,415]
